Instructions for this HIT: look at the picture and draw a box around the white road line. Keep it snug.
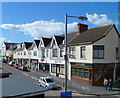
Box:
[22,72,29,76]
[31,76,38,80]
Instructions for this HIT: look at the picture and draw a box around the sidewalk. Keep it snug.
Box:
[34,70,120,96]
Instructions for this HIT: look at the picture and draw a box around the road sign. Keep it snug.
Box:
[60,91,72,98]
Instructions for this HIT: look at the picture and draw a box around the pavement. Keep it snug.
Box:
[32,69,120,96]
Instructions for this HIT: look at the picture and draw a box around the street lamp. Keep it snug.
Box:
[64,14,87,92]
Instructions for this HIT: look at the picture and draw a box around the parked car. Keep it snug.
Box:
[18,66,27,71]
[38,77,57,89]
[13,64,21,68]
[8,61,15,66]
[2,59,7,63]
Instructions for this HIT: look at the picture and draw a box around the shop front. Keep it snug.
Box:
[51,64,65,77]
[71,62,113,86]
[31,59,38,70]
[39,63,49,72]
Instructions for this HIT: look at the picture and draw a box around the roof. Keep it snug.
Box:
[24,42,33,49]
[42,37,52,47]
[54,36,64,46]
[2,76,48,97]
[69,24,114,46]
[60,32,78,43]
[4,42,20,50]
[34,40,40,48]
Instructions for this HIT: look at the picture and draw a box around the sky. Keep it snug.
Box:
[0,2,119,47]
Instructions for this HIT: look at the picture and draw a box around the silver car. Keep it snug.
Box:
[38,77,57,89]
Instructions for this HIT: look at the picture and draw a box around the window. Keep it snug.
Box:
[69,47,76,59]
[53,48,57,57]
[18,52,20,55]
[28,51,31,55]
[33,51,37,56]
[60,48,64,57]
[81,46,86,58]
[116,47,119,59]
[21,52,22,55]
[93,45,104,59]
[46,49,49,57]
[51,64,56,73]
[24,51,26,55]
[41,49,45,58]
[59,65,65,75]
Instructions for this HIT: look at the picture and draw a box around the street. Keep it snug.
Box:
[1,62,120,98]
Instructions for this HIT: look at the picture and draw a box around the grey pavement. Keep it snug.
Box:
[33,69,120,96]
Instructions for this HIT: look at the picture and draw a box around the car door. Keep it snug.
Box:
[42,78,47,87]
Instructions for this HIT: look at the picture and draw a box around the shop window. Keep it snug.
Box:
[81,46,86,58]
[93,45,104,59]
[59,65,65,75]
[69,47,76,59]
[51,64,56,73]
[94,70,103,81]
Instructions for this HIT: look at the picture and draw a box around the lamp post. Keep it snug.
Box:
[64,14,87,92]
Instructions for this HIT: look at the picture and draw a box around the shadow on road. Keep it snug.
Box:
[51,86,62,91]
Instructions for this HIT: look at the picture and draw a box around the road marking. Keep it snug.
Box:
[31,76,38,80]
[22,72,29,76]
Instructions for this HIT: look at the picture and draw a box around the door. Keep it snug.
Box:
[56,65,60,77]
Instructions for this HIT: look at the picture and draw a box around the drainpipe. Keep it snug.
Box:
[113,62,117,82]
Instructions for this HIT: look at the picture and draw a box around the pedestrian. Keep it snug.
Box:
[108,79,112,91]
[104,78,108,90]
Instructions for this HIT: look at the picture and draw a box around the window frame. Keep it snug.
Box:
[52,48,58,57]
[116,47,119,59]
[69,47,76,59]
[81,46,86,58]
[33,51,37,56]
[93,45,104,59]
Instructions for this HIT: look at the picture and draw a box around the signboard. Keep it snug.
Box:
[60,91,72,98]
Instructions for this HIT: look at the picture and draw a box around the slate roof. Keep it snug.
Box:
[24,42,33,49]
[2,76,48,97]
[54,36,64,46]
[69,24,114,46]
[60,32,78,43]
[4,42,20,50]
[34,40,40,48]
[42,37,52,47]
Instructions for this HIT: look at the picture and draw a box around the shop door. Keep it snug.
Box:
[93,69,104,86]
[56,65,60,77]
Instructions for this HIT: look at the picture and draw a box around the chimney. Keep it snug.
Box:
[78,23,88,33]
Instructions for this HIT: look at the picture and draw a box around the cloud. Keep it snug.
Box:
[86,13,114,26]
[0,20,78,39]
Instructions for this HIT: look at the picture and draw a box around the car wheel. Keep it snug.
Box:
[45,85,49,89]
[39,82,41,86]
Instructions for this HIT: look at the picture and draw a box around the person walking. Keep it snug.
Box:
[104,78,108,90]
[108,79,112,91]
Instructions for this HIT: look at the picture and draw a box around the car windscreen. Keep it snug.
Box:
[46,78,54,83]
